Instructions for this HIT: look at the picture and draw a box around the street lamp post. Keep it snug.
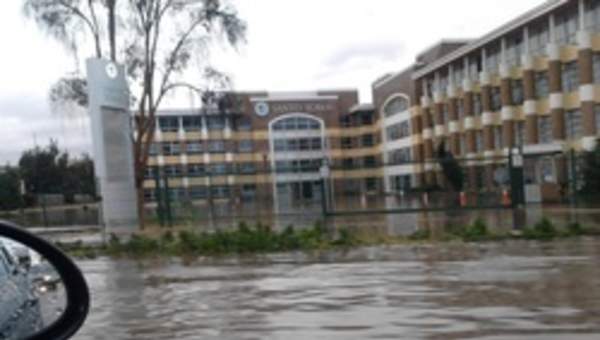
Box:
[320,159,331,217]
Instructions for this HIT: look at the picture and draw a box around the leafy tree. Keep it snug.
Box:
[17,141,96,204]
[63,154,96,202]
[580,139,600,196]
[23,0,246,227]
[0,166,21,211]
[436,141,464,192]
[18,140,65,195]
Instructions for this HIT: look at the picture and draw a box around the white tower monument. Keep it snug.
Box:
[86,58,139,236]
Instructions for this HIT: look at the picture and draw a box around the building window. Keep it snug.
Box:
[506,35,523,67]
[441,104,449,124]
[485,46,500,73]
[529,22,549,56]
[145,166,158,179]
[206,116,226,130]
[168,188,186,201]
[556,8,578,45]
[161,141,181,156]
[459,136,466,155]
[540,157,556,183]
[273,138,322,151]
[535,71,549,99]
[238,163,256,174]
[511,79,524,105]
[187,164,205,177]
[514,121,525,147]
[473,94,482,115]
[144,189,156,202]
[538,116,552,144]
[211,186,231,198]
[272,116,320,130]
[386,121,411,141]
[238,140,253,153]
[475,131,483,152]
[235,117,252,131]
[241,184,256,198]
[342,158,355,169]
[163,165,183,177]
[365,178,377,191]
[209,163,229,175]
[182,116,202,132]
[587,0,600,32]
[468,56,481,80]
[494,126,503,149]
[593,53,600,84]
[360,112,374,125]
[383,96,409,117]
[158,116,179,132]
[491,87,502,111]
[208,140,225,153]
[388,148,412,164]
[566,109,583,140]
[189,186,207,199]
[185,141,203,154]
[562,62,579,93]
[456,99,464,119]
[363,156,377,168]
[149,143,159,156]
[341,137,353,149]
[361,134,375,147]
[275,159,321,173]
[453,65,463,87]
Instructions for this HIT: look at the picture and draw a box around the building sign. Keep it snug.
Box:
[254,101,270,117]
[266,102,336,115]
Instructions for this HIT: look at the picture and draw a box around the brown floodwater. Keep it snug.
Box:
[73,237,600,340]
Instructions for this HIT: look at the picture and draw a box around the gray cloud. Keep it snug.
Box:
[315,41,405,80]
[0,93,92,165]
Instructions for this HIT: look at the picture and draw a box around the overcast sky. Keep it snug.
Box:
[0,0,545,165]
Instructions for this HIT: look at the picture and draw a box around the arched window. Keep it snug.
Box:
[383,95,409,117]
[272,116,320,131]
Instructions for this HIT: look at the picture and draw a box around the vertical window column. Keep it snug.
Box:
[577,5,596,149]
[500,73,516,149]
[548,14,566,141]
[420,93,436,186]
[523,59,538,145]
[447,97,461,156]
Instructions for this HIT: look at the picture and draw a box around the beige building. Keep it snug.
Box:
[373,0,600,201]
[144,90,383,205]
[146,0,600,206]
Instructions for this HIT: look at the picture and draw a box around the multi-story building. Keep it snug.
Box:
[146,0,600,206]
[374,0,600,201]
[143,90,383,206]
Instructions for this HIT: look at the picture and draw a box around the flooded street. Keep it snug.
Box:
[74,238,600,340]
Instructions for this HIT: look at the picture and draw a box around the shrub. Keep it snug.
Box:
[409,228,430,240]
[462,218,489,241]
[524,218,557,240]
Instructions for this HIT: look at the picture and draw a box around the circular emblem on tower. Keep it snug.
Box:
[105,62,118,79]
[254,101,270,117]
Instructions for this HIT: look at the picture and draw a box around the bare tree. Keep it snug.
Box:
[23,0,246,228]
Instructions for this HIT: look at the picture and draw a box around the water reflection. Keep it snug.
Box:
[74,238,600,339]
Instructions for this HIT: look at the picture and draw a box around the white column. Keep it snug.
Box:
[579,0,586,30]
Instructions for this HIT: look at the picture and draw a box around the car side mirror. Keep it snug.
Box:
[0,220,90,340]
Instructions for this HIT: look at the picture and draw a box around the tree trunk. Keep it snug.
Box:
[107,0,117,61]
[136,178,146,230]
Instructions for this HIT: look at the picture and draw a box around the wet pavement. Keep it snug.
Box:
[73,237,600,340]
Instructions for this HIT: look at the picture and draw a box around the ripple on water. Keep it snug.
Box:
[74,238,600,340]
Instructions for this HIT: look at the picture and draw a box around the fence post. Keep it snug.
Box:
[154,171,164,227]
[569,148,578,224]
[163,173,173,227]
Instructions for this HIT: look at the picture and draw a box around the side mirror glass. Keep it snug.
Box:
[0,221,89,340]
